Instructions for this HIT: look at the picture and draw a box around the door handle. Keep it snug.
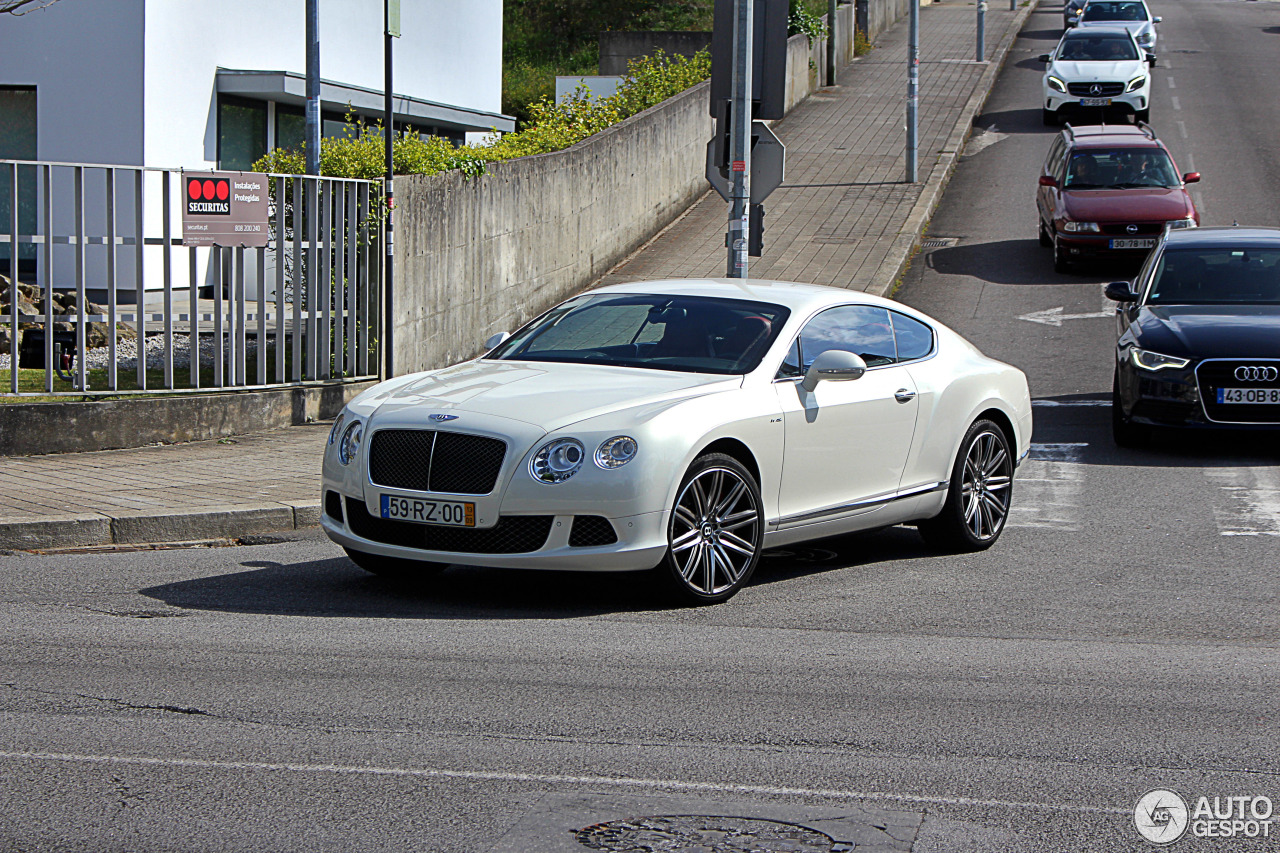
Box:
[894,389,917,403]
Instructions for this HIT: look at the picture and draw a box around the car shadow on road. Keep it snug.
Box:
[973,107,1052,134]
[139,528,935,618]
[925,239,1101,284]
[1020,27,1067,43]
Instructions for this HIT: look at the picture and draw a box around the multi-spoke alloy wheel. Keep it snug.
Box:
[661,453,763,604]
[918,419,1014,552]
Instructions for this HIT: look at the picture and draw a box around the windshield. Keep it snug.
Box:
[1058,34,1140,61]
[1065,148,1179,189]
[1147,248,1280,305]
[1082,1,1148,22]
[486,293,791,374]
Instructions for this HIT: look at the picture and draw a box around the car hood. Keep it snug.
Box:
[1048,59,1146,81]
[1078,21,1150,36]
[1063,188,1192,221]
[370,359,741,433]
[1134,305,1280,359]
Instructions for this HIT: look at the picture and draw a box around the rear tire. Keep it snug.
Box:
[1111,371,1150,448]
[344,547,448,581]
[657,453,763,605]
[918,419,1014,553]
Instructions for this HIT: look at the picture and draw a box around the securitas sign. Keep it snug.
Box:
[181,171,270,248]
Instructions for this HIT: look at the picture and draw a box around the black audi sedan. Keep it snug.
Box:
[1106,226,1280,446]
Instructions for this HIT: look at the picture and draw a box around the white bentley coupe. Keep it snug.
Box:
[322,280,1032,603]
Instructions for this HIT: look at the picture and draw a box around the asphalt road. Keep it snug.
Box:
[3,3,1279,852]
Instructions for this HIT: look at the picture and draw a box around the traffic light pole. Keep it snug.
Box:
[905,0,919,183]
[726,0,754,278]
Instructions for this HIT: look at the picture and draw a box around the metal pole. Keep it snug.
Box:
[827,0,837,86]
[383,1,395,378]
[976,0,986,62]
[726,0,753,279]
[906,0,918,183]
[305,0,320,175]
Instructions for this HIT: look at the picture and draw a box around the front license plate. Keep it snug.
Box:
[1217,387,1280,405]
[1109,238,1156,249]
[380,494,475,526]
[1079,97,1112,107]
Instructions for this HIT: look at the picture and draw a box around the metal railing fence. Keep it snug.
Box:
[0,159,381,396]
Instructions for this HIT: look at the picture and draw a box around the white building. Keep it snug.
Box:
[0,0,511,299]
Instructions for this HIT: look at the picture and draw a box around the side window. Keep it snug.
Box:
[1044,136,1064,174]
[1054,145,1071,183]
[797,305,897,369]
[776,338,802,379]
[889,312,935,361]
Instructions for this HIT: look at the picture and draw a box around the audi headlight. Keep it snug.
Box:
[338,420,363,465]
[328,413,346,445]
[1047,75,1067,93]
[1063,221,1101,233]
[530,438,586,484]
[595,436,639,469]
[1167,217,1196,229]
[1126,75,1148,92]
[1131,348,1190,371]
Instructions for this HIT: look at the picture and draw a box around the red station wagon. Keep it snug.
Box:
[1036,123,1200,272]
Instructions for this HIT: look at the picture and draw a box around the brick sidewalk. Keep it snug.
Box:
[0,0,1034,550]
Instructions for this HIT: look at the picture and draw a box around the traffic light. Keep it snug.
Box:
[748,203,764,257]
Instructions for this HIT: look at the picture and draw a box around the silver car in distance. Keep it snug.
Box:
[321,279,1033,604]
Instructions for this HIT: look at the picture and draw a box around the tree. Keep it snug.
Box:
[1,0,60,13]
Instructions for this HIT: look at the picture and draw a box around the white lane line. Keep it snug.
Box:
[1187,152,1197,173]
[1192,190,1206,215]
[1171,96,1181,111]
[1177,120,1188,139]
[0,750,1129,816]
[1206,467,1280,537]
[1167,77,1176,89]
[1009,443,1088,531]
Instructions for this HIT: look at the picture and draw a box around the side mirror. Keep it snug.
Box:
[801,350,867,393]
[484,331,510,350]
[1183,172,1200,184]
[1153,15,1162,23]
[1038,175,1059,188]
[1038,53,1052,62]
[1105,281,1138,303]
[1147,54,1157,67]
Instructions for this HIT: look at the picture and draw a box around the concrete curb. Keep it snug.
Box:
[868,0,1040,298]
[0,501,320,551]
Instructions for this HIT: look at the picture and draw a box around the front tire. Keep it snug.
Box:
[1042,108,1058,127]
[658,453,763,605]
[918,419,1014,552]
[344,547,448,581]
[1038,218,1053,247]
[1053,235,1072,273]
[1111,371,1150,448]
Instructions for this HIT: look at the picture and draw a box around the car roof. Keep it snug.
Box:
[589,278,918,317]
[1067,125,1165,149]
[1061,25,1136,38]
[1163,226,1280,248]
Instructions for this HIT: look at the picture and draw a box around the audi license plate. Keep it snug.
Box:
[1217,387,1280,405]
[380,494,475,526]
[1080,97,1111,107]
[1110,238,1156,249]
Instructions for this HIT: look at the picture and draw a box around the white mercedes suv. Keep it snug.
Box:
[1040,26,1154,126]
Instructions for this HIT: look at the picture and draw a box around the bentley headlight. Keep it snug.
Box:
[1126,75,1147,92]
[1131,348,1190,371]
[1047,75,1066,93]
[1167,217,1196,229]
[328,413,346,445]
[531,438,586,483]
[595,436,639,469]
[1063,221,1101,233]
[338,420,363,465]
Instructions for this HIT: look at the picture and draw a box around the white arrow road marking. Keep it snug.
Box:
[964,125,1008,157]
[1018,306,1113,326]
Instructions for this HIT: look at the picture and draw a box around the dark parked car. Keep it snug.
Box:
[1106,226,1280,446]
[1037,123,1199,272]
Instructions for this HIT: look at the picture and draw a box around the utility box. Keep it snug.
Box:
[709,0,790,120]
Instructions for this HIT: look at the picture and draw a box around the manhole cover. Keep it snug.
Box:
[920,237,959,248]
[575,815,838,852]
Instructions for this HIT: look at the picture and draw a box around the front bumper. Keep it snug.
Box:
[1045,91,1145,118]
[1055,231,1158,260]
[321,488,670,572]
[1117,359,1280,430]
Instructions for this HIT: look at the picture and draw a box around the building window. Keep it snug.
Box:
[218,95,267,171]
[0,86,37,275]
[275,104,306,154]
